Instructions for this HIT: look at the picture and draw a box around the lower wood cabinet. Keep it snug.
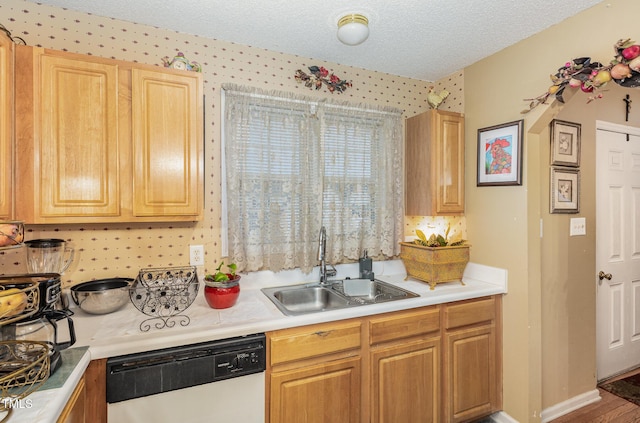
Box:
[267,320,362,423]
[83,358,107,423]
[443,296,502,423]
[56,375,86,423]
[72,296,501,423]
[370,338,440,423]
[267,295,502,423]
[444,325,497,422]
[270,356,361,423]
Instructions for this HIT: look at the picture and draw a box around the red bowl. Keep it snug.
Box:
[203,277,240,309]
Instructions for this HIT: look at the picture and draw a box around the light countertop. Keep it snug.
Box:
[5,260,507,422]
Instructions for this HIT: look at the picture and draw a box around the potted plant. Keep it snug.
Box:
[399,225,469,290]
[204,262,240,309]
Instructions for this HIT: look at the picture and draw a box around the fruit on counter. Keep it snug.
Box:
[0,288,28,318]
[622,44,640,60]
[205,262,238,282]
[0,222,24,247]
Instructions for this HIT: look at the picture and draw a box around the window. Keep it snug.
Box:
[222,84,403,273]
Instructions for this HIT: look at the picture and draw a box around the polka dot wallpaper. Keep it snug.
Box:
[0,0,466,286]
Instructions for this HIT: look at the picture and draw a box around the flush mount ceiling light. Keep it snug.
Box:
[337,14,369,46]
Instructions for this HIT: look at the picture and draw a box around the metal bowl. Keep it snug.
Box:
[71,278,133,315]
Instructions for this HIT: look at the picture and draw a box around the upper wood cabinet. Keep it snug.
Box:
[0,31,13,220]
[14,46,203,223]
[131,69,203,218]
[405,110,465,216]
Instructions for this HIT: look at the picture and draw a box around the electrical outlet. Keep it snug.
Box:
[569,217,586,236]
[190,245,205,266]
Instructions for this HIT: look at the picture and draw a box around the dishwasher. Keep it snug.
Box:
[106,333,266,423]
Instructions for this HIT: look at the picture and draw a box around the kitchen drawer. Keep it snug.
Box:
[444,296,496,330]
[269,320,361,366]
[369,306,440,345]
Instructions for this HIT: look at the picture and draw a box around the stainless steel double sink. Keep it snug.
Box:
[261,278,419,316]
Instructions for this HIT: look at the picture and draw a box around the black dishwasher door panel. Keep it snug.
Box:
[106,333,266,403]
[107,355,216,403]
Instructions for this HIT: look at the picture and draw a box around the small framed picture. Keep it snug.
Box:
[550,119,581,167]
[550,167,579,213]
[477,120,524,186]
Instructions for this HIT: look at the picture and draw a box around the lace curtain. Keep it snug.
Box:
[222,84,403,273]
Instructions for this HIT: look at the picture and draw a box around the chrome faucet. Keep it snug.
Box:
[318,226,336,285]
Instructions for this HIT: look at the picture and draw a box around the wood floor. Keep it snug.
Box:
[550,369,640,423]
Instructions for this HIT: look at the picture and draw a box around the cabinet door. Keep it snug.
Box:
[269,356,361,423]
[371,338,440,423]
[57,375,86,423]
[405,110,464,216]
[0,32,13,220]
[84,359,107,423]
[434,111,464,214]
[35,52,120,220]
[131,69,202,219]
[444,324,498,423]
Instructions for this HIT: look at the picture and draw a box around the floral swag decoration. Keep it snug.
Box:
[295,66,352,93]
[523,38,640,113]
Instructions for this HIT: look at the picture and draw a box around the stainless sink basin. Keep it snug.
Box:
[262,285,352,316]
[281,286,351,313]
[261,279,419,316]
[331,278,420,304]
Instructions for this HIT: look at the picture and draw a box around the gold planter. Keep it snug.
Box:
[399,242,469,290]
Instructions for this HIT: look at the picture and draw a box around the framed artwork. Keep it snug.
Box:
[550,167,580,213]
[477,119,524,186]
[550,119,581,167]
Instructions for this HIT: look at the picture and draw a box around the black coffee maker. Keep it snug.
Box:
[0,273,76,375]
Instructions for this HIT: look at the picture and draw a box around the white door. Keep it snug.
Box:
[596,121,640,380]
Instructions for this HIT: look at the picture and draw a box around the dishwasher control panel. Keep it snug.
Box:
[215,346,265,379]
[106,333,266,403]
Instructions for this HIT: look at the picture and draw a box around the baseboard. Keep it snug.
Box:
[540,389,601,422]
[490,411,520,423]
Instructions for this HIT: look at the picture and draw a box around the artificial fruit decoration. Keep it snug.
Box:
[580,82,594,93]
[629,56,640,72]
[611,63,632,79]
[622,44,640,60]
[592,70,612,87]
[522,38,640,113]
[568,78,582,88]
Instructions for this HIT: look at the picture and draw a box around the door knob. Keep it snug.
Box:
[598,271,612,281]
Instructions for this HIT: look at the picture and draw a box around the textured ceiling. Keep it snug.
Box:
[34,0,603,81]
